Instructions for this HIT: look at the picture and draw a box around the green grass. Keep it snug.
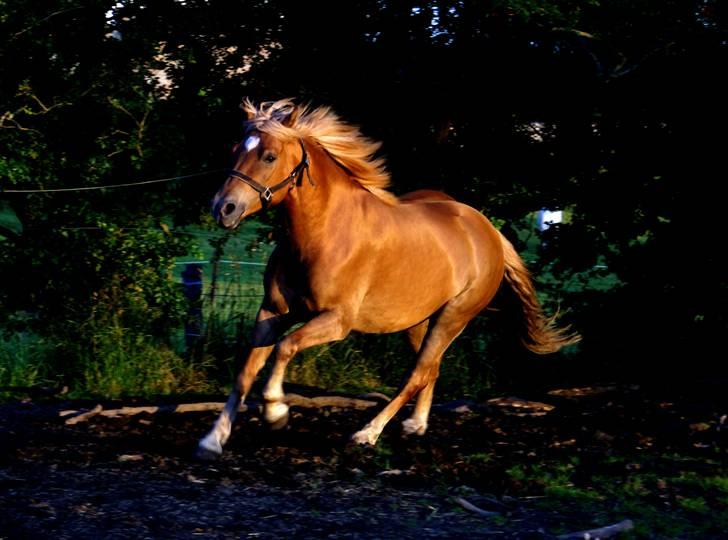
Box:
[76,324,213,398]
[287,338,390,395]
[501,455,728,538]
[0,332,53,390]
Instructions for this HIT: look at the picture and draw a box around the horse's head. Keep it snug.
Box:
[212,115,308,228]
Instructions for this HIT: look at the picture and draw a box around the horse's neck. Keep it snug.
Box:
[282,151,364,257]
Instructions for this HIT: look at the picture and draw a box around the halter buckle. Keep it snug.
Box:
[262,187,273,202]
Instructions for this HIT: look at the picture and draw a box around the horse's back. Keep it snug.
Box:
[398,189,455,204]
[347,192,506,330]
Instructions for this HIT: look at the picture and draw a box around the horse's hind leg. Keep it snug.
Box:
[196,308,290,460]
[402,320,436,436]
[352,313,467,446]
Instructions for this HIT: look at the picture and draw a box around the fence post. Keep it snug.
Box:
[181,263,203,356]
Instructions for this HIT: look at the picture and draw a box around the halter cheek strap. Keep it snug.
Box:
[228,140,312,205]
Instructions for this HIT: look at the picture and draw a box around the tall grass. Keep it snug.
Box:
[0,327,213,399]
[77,324,213,398]
[0,332,54,389]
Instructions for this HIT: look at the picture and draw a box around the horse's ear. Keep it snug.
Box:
[241,98,257,120]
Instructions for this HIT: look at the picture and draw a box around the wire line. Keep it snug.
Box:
[2,169,225,193]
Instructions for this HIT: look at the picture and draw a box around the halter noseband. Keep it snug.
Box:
[228,139,312,205]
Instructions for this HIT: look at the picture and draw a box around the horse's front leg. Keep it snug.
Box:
[196,308,291,460]
[262,310,349,427]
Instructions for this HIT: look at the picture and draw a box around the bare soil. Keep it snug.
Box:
[0,382,725,539]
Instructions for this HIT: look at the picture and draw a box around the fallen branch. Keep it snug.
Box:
[454,497,500,517]
[60,393,379,424]
[557,519,634,539]
[486,396,555,416]
[61,403,247,424]
[64,404,103,425]
[284,393,378,410]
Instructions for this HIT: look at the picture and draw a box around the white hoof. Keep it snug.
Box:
[401,418,428,437]
[195,433,223,461]
[264,401,290,424]
[351,425,381,446]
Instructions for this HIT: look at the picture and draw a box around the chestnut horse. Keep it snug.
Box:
[197,99,579,459]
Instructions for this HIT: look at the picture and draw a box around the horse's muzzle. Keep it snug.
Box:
[213,197,245,229]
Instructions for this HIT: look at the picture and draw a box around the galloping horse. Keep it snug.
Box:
[197,99,579,459]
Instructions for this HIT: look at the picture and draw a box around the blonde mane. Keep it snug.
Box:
[242,98,397,205]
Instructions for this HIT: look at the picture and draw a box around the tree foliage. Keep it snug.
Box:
[1,0,726,387]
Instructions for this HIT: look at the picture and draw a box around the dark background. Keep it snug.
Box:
[1,0,726,394]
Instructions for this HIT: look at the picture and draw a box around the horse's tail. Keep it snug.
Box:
[498,231,581,354]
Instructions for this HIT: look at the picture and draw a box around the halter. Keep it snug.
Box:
[228,139,312,205]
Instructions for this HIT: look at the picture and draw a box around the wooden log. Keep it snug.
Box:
[61,403,248,423]
[284,393,378,410]
[64,404,103,425]
[60,393,379,424]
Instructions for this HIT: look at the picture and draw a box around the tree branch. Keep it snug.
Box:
[11,6,85,39]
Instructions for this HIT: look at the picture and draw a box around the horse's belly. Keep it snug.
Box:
[352,279,455,334]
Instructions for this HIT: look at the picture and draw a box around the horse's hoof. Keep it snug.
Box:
[264,401,290,429]
[194,438,223,461]
[351,426,380,446]
[268,411,290,431]
[401,418,428,437]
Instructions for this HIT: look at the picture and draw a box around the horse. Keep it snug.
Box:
[197,99,579,459]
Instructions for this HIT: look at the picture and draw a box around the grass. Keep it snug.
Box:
[497,454,728,538]
[77,324,213,398]
[0,332,54,390]
[287,339,388,395]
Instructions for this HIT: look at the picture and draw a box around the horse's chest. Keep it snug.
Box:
[302,265,367,312]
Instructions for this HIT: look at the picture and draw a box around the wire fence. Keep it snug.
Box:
[2,165,273,356]
[178,258,267,354]
[1,169,225,193]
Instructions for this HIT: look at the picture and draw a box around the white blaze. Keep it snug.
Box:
[244,135,260,152]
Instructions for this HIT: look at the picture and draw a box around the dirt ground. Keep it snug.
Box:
[1,382,726,539]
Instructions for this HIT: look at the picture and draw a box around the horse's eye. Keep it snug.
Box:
[264,154,277,163]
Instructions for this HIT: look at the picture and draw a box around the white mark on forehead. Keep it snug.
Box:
[244,135,260,152]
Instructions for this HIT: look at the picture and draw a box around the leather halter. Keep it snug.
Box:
[228,139,312,205]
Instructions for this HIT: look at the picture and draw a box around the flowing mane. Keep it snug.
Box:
[242,98,397,205]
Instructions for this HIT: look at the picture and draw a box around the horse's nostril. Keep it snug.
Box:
[222,202,236,216]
